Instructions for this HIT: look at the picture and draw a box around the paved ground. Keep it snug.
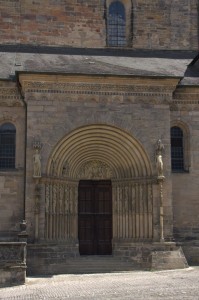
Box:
[1,267,199,300]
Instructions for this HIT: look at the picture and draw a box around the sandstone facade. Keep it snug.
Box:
[0,1,199,276]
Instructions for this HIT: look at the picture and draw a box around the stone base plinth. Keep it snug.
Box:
[181,241,199,266]
[151,247,188,270]
[0,266,26,287]
[113,241,188,270]
[27,241,188,275]
[27,242,80,276]
[0,242,27,287]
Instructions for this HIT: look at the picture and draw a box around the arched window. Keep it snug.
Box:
[0,123,16,169]
[107,1,126,47]
[171,126,184,171]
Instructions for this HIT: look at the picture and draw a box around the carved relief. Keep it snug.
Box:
[112,181,153,239]
[62,161,70,177]
[78,160,113,179]
[44,180,78,240]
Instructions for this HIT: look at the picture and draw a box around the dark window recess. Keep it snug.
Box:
[108,1,126,47]
[0,123,16,169]
[171,126,184,171]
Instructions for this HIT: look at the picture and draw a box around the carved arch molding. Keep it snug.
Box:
[42,125,154,242]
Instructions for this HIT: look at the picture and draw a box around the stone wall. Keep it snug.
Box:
[0,81,25,240]
[132,0,198,50]
[171,86,199,243]
[0,242,26,286]
[170,86,199,265]
[19,74,178,242]
[0,0,197,50]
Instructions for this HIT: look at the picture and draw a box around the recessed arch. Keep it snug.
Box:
[47,124,152,179]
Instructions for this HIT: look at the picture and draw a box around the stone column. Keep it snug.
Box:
[158,177,165,242]
[34,180,41,242]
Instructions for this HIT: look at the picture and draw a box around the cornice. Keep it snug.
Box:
[18,74,179,97]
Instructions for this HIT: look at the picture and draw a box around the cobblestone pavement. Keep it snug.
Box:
[1,267,199,300]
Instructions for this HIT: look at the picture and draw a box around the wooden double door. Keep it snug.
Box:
[78,180,112,255]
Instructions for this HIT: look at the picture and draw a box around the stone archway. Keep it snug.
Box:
[43,125,154,247]
[47,124,152,178]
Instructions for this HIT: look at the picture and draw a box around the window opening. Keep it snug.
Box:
[171,126,184,171]
[108,1,126,47]
[0,123,16,169]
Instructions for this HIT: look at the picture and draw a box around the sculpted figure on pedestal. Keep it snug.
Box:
[33,149,41,178]
[156,139,164,177]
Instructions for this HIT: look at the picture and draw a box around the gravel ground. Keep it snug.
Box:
[1,267,199,300]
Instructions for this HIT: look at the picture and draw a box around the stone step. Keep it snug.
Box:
[36,256,136,275]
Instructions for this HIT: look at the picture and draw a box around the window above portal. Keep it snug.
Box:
[107,1,126,47]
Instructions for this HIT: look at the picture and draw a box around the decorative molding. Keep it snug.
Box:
[0,98,23,106]
[0,112,18,123]
[22,81,174,98]
[0,88,20,96]
[0,87,22,106]
[170,103,199,111]
[24,81,174,92]
[173,94,199,102]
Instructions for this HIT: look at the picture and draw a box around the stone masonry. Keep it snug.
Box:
[0,0,199,280]
[0,0,198,49]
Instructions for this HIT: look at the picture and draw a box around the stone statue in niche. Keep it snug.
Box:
[33,139,42,178]
[33,149,41,178]
[155,139,164,177]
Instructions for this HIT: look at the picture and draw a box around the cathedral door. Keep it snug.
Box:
[78,180,112,255]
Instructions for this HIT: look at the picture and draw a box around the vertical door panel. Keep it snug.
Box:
[78,180,112,255]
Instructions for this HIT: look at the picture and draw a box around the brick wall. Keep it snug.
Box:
[0,0,198,50]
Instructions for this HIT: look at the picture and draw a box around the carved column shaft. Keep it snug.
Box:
[113,180,153,240]
[44,180,78,242]
[159,179,164,242]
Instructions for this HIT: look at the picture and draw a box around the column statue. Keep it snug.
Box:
[33,149,41,178]
[155,139,164,178]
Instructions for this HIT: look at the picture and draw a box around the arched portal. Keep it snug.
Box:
[47,124,152,178]
[43,125,154,250]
